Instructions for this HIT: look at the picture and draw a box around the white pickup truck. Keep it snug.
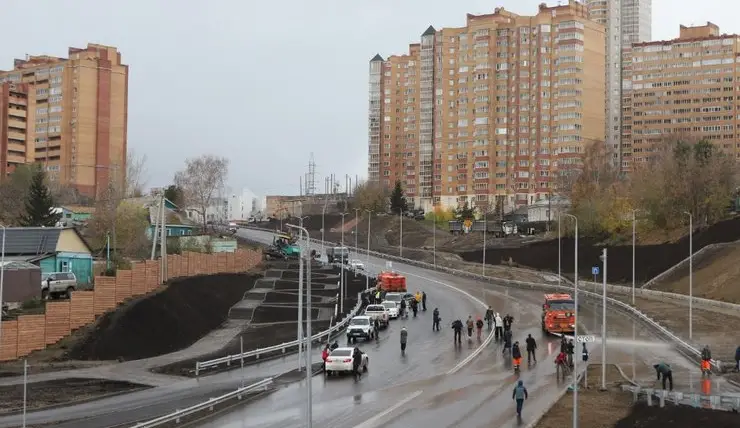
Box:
[363,304,390,328]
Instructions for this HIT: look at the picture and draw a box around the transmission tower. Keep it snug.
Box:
[305,153,317,196]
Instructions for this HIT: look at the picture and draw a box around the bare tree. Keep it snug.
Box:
[174,155,229,230]
[126,149,148,198]
[351,180,389,213]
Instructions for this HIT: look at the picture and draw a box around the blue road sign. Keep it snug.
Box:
[592,266,600,276]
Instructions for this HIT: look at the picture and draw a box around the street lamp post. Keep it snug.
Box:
[354,208,360,258]
[631,209,638,305]
[684,211,693,340]
[339,213,348,313]
[482,211,487,276]
[296,215,308,371]
[399,210,404,257]
[600,248,607,391]
[365,210,372,291]
[286,223,312,428]
[321,194,329,258]
[560,213,579,428]
[558,216,562,286]
[433,208,437,268]
[0,224,5,349]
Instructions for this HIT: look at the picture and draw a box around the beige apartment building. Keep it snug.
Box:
[0,44,128,198]
[368,1,605,213]
[621,23,740,171]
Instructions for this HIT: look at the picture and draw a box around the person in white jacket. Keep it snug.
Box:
[494,313,504,341]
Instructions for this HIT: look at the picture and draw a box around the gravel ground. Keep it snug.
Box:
[534,365,636,428]
[0,378,147,415]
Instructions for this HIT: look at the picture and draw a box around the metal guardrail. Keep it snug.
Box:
[621,384,740,410]
[244,226,721,371]
[131,378,274,427]
[195,292,365,376]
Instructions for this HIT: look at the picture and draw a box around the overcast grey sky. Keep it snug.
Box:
[2,0,737,196]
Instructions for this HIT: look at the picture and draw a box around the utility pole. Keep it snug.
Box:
[600,247,607,391]
[150,195,160,260]
[160,192,167,283]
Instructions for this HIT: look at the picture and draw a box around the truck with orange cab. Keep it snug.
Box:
[376,271,407,293]
[542,293,576,334]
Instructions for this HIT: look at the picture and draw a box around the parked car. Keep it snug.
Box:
[381,301,399,319]
[349,259,365,271]
[346,316,375,342]
[324,347,369,376]
[363,304,389,328]
[41,272,78,300]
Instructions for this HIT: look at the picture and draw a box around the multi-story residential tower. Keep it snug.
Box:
[368,1,606,213]
[0,44,128,198]
[621,23,740,169]
[585,0,651,167]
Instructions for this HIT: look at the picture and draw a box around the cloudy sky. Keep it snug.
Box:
[1,0,736,196]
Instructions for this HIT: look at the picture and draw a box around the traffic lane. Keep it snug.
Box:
[196,286,553,428]
[195,260,491,428]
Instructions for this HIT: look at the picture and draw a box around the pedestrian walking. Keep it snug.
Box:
[494,313,503,340]
[512,380,528,418]
[466,316,474,340]
[452,319,463,344]
[422,291,427,311]
[566,339,575,368]
[475,316,484,341]
[400,326,408,355]
[525,334,537,363]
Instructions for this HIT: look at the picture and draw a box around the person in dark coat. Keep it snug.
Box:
[512,341,522,369]
[560,336,568,353]
[352,347,363,380]
[400,298,407,319]
[502,329,512,353]
[422,291,427,311]
[566,339,575,368]
[735,345,740,372]
[432,308,441,332]
[411,298,418,317]
[654,362,673,390]
[525,334,537,363]
[452,319,463,344]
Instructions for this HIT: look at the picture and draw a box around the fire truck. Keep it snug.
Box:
[541,293,576,334]
[376,271,407,293]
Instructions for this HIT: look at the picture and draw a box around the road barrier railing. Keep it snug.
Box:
[621,384,740,411]
[244,226,722,371]
[131,378,274,427]
[195,293,364,376]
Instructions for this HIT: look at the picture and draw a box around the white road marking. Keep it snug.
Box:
[351,389,423,428]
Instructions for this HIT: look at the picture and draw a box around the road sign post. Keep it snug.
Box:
[592,266,599,283]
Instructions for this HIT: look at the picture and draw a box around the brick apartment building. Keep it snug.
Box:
[0,43,128,198]
[368,1,605,213]
[621,23,740,171]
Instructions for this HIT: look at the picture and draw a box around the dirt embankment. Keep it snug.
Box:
[68,273,262,361]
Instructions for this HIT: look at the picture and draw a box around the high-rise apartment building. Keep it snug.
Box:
[585,0,651,167]
[368,1,605,212]
[0,44,128,198]
[621,23,740,169]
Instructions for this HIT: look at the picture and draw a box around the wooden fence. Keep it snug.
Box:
[0,250,262,361]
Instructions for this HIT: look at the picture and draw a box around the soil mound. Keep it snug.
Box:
[614,402,739,427]
[68,273,261,361]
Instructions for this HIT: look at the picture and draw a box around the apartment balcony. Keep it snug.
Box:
[7,131,26,141]
[8,97,27,106]
[8,108,26,118]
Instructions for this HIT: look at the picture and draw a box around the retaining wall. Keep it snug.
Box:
[0,250,262,361]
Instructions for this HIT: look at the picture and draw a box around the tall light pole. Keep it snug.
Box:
[365,210,372,290]
[558,215,562,286]
[684,211,693,340]
[600,247,607,391]
[0,224,5,349]
[631,209,638,305]
[353,208,360,258]
[560,213,579,428]
[399,210,404,257]
[339,212,348,313]
[320,193,329,258]
[287,223,312,428]
[433,208,437,268]
[482,211,487,276]
[296,215,308,371]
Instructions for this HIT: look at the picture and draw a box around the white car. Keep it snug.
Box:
[349,259,365,271]
[363,305,389,328]
[381,301,399,319]
[324,347,369,376]
[346,316,375,342]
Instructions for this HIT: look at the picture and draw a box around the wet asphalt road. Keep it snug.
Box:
[194,228,740,428]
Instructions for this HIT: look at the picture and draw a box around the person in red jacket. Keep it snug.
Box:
[321,344,330,371]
